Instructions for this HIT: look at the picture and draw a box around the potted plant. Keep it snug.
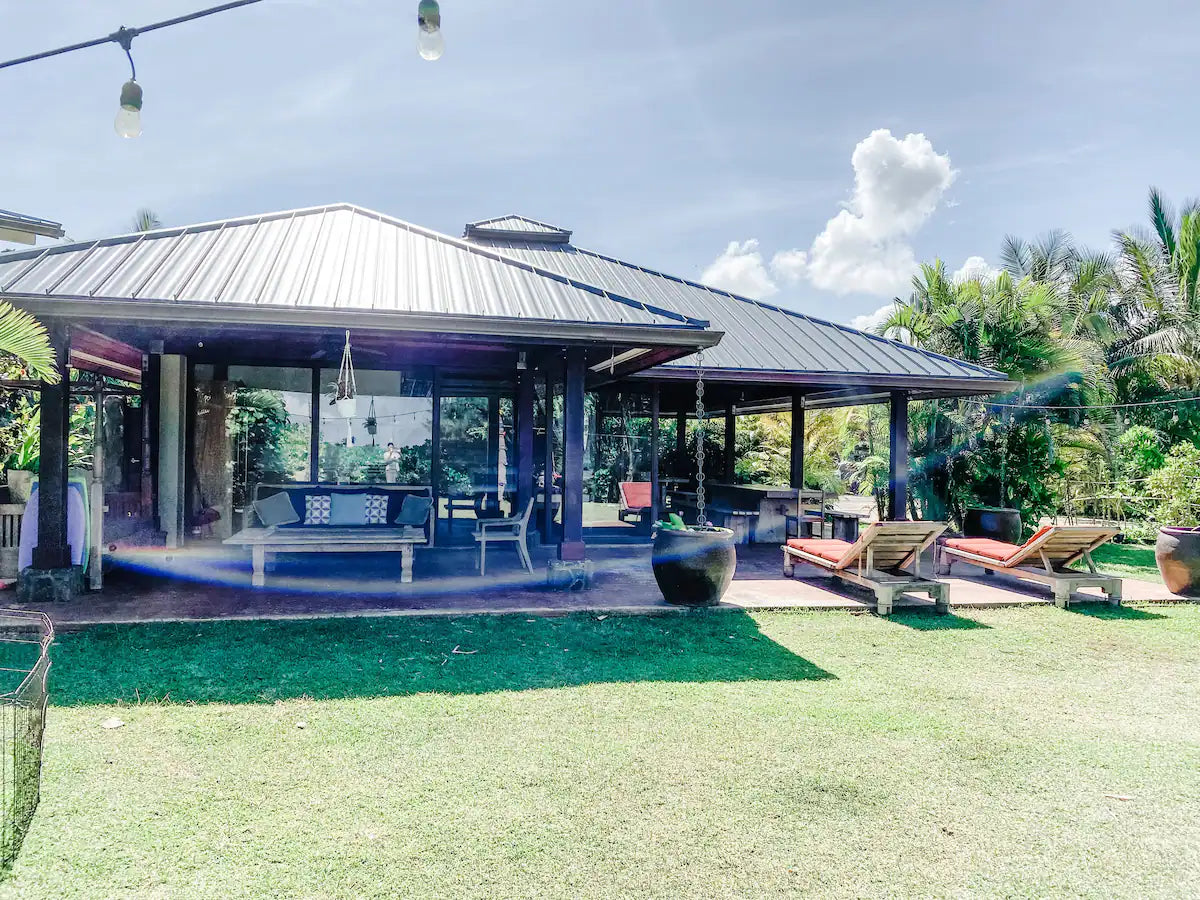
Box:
[1155,527,1200,596]
[5,413,40,504]
[651,513,736,607]
[332,329,357,417]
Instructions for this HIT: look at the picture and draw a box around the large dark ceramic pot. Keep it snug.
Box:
[652,526,736,607]
[1155,526,1200,596]
[964,506,1023,545]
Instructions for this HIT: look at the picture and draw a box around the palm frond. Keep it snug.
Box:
[1149,186,1177,261]
[0,301,60,383]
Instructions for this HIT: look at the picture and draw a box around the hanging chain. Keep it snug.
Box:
[694,348,706,527]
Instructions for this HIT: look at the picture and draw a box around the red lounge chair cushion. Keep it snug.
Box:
[944,524,1057,563]
[943,537,1020,562]
[786,538,852,563]
[620,482,653,509]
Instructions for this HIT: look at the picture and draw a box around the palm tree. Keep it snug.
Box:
[132,208,162,232]
[0,301,60,383]
[1110,189,1200,387]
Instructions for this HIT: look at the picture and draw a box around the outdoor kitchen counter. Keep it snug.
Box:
[669,483,802,544]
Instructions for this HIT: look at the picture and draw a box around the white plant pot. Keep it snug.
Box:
[334,397,357,418]
[6,470,33,504]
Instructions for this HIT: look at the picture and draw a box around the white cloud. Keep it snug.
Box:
[951,255,999,284]
[848,302,900,336]
[699,239,779,299]
[700,128,957,301]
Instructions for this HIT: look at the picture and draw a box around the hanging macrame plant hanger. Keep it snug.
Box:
[365,397,378,444]
[333,330,358,417]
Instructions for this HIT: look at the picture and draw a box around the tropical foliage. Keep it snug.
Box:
[871,187,1200,533]
[0,300,60,383]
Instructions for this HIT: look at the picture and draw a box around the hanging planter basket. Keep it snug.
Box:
[330,330,358,417]
[365,397,378,442]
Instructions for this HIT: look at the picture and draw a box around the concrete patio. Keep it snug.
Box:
[1,543,1188,627]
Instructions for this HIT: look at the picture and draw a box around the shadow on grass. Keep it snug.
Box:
[49,610,834,706]
[1065,603,1168,621]
[886,611,991,631]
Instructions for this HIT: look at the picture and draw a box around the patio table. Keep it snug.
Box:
[224,526,427,587]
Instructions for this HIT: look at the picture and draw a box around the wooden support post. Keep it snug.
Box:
[675,408,687,475]
[486,394,501,498]
[790,389,805,489]
[309,365,321,483]
[431,368,442,542]
[560,349,586,561]
[146,349,161,530]
[888,390,909,521]
[650,384,661,525]
[516,371,535,516]
[32,323,72,571]
[542,366,557,545]
[724,401,736,483]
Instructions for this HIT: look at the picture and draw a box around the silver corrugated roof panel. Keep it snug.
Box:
[0,205,704,332]
[473,232,1008,385]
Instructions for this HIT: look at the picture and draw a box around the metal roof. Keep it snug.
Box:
[0,209,65,244]
[464,215,572,241]
[0,204,705,334]
[469,229,1010,390]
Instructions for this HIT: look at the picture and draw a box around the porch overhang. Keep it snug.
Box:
[5,294,723,381]
[629,365,1017,408]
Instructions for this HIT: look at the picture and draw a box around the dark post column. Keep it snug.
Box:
[675,408,687,475]
[309,366,321,483]
[516,371,535,516]
[486,394,501,500]
[32,322,71,570]
[790,390,805,489]
[542,366,557,545]
[559,349,586,561]
[649,384,661,525]
[431,369,442,542]
[888,390,909,521]
[724,401,736,483]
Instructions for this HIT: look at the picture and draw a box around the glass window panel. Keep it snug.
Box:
[319,368,431,484]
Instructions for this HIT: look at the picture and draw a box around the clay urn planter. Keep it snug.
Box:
[964,506,1023,545]
[652,525,736,607]
[1155,526,1200,596]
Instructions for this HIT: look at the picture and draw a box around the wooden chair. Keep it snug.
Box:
[937,525,1122,607]
[782,520,949,615]
[617,482,653,524]
[474,499,535,575]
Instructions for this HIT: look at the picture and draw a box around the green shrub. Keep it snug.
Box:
[1145,443,1200,526]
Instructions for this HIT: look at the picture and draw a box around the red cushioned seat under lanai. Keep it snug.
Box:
[785,538,852,563]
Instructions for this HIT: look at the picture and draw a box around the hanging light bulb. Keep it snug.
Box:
[417,0,444,60]
[114,79,142,138]
[1172,410,1180,424]
[1124,414,1131,426]
[112,27,142,138]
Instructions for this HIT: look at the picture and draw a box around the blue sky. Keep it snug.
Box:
[2,0,1197,326]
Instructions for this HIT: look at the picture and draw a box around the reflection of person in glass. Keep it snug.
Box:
[384,442,401,484]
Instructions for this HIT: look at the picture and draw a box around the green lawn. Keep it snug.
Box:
[5,606,1200,898]
[1081,542,1163,582]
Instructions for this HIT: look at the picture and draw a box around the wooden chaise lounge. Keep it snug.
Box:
[782,520,949,616]
[936,524,1122,607]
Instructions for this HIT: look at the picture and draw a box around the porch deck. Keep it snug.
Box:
[1,544,1186,627]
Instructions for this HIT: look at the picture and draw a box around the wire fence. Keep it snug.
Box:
[0,611,52,869]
